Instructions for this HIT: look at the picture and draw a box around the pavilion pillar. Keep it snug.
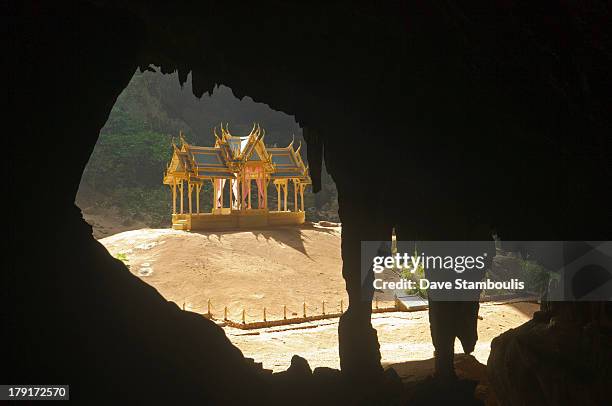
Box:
[248,179,252,209]
[259,174,263,209]
[188,183,193,214]
[256,174,260,209]
[172,181,176,214]
[180,180,184,214]
[241,179,244,210]
[283,181,288,211]
[212,179,216,211]
[263,176,268,209]
[220,179,224,209]
[294,180,298,212]
[276,183,281,211]
[196,184,201,214]
[243,173,247,210]
[300,184,305,212]
[229,179,233,210]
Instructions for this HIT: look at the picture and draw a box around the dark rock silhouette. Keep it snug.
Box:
[12,1,611,404]
[488,303,611,405]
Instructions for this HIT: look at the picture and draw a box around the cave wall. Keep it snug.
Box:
[11,0,611,403]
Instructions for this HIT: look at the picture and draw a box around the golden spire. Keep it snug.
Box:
[213,126,221,144]
[220,122,229,139]
[179,130,187,146]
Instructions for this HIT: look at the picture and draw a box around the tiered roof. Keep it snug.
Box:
[163,124,311,184]
[267,142,308,179]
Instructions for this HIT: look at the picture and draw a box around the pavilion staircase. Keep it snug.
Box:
[172,218,189,231]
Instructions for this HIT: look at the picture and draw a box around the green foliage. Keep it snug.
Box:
[391,237,427,298]
[83,130,173,191]
[77,69,339,230]
[114,253,130,268]
[400,249,428,299]
[80,126,176,227]
[518,257,551,295]
[106,186,172,228]
[103,105,147,135]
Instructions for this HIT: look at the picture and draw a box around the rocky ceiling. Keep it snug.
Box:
[11,0,611,404]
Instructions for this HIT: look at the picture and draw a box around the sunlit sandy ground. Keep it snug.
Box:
[98,228,536,377]
[99,225,346,321]
[225,302,537,372]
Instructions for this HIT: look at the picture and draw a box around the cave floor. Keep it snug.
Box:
[225,302,537,372]
[98,226,537,399]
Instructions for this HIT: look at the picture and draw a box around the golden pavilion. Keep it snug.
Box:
[163,124,311,230]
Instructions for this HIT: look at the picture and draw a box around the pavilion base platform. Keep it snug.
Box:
[171,210,305,231]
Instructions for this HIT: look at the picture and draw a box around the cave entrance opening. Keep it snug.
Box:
[73,67,537,374]
[75,68,346,372]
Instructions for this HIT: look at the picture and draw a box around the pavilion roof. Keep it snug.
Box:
[267,143,309,182]
[164,125,311,184]
[215,123,270,163]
